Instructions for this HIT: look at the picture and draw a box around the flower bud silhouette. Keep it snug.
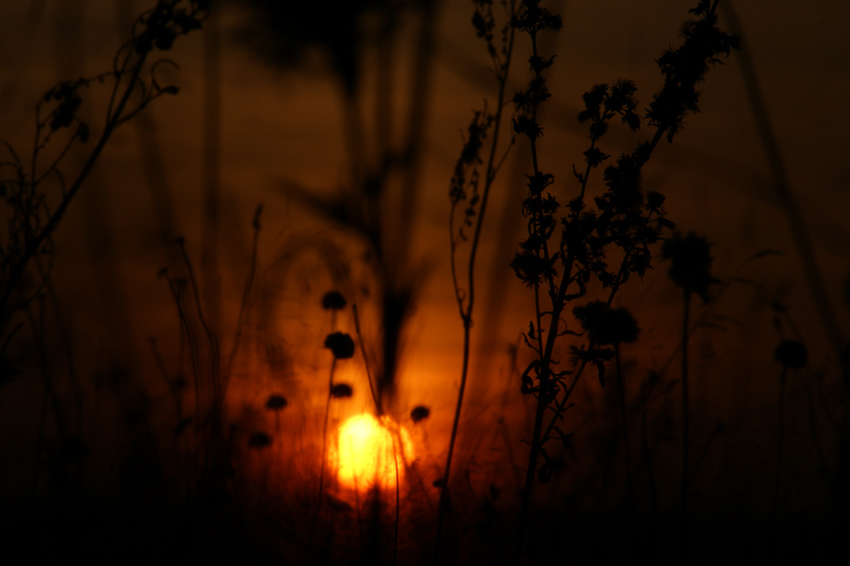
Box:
[321,291,347,311]
[662,231,716,303]
[324,332,355,360]
[410,405,430,423]
[774,340,807,370]
[331,383,353,398]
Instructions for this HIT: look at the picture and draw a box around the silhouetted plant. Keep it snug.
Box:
[440,0,519,553]
[265,393,288,411]
[662,230,716,524]
[315,297,355,549]
[248,431,271,449]
[154,203,264,502]
[410,405,430,423]
[324,331,356,360]
[322,290,348,332]
[773,338,807,515]
[331,383,354,399]
[265,393,287,432]
[0,0,209,370]
[586,304,640,512]
[503,1,736,557]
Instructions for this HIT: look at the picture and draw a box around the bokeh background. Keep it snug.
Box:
[1,0,848,562]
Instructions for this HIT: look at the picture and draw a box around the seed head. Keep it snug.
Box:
[324,332,355,360]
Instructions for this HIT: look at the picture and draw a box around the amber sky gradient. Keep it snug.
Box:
[1,0,848,520]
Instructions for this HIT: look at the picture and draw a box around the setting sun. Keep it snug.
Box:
[330,413,414,490]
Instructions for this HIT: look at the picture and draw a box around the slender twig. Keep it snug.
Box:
[438,1,518,556]
[353,303,381,414]
[774,365,788,515]
[615,344,633,513]
[681,289,691,525]
[224,204,263,393]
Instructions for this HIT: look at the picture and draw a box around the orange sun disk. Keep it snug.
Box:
[330,413,414,490]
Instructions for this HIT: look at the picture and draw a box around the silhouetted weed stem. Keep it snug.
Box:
[773,340,807,515]
[509,2,565,556]
[393,432,400,566]
[317,356,338,517]
[614,344,632,509]
[311,327,355,558]
[26,299,51,498]
[775,366,787,516]
[177,238,221,412]
[662,231,717,539]
[440,0,518,556]
[681,287,691,523]
[353,303,382,414]
[507,1,736,558]
[722,1,846,369]
[0,1,208,342]
[224,204,263,394]
[161,270,202,425]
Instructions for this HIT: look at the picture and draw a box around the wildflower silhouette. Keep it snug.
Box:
[662,231,718,303]
[266,394,287,433]
[324,332,355,360]
[504,1,737,558]
[248,431,271,449]
[0,0,209,368]
[321,291,347,311]
[410,405,430,423]
[331,383,354,398]
[662,230,716,529]
[439,0,520,555]
[265,394,288,411]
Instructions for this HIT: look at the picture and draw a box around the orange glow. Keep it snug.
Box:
[330,413,414,490]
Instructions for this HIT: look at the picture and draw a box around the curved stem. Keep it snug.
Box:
[437,1,518,557]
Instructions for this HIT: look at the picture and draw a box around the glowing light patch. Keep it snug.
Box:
[330,413,414,490]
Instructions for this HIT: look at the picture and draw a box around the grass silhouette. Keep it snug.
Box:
[1,0,849,564]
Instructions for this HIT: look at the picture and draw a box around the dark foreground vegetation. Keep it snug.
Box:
[2,0,849,564]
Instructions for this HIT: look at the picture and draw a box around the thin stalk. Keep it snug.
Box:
[224,204,263,395]
[514,26,571,559]
[437,2,517,556]
[774,365,787,516]
[353,303,381,414]
[615,344,633,513]
[201,0,222,338]
[681,289,691,525]
[309,356,338,563]
[318,358,337,510]
[393,430,400,566]
[641,409,658,537]
[0,46,149,315]
[515,251,575,559]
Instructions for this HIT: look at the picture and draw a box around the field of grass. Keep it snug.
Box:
[1,1,849,564]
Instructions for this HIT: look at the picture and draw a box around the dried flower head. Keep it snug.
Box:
[321,291,347,310]
[248,431,271,449]
[324,332,355,360]
[588,306,640,345]
[662,231,716,303]
[265,394,287,411]
[331,383,353,398]
[410,405,430,423]
[774,340,807,370]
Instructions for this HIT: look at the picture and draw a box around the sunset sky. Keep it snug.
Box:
[1,1,849,551]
